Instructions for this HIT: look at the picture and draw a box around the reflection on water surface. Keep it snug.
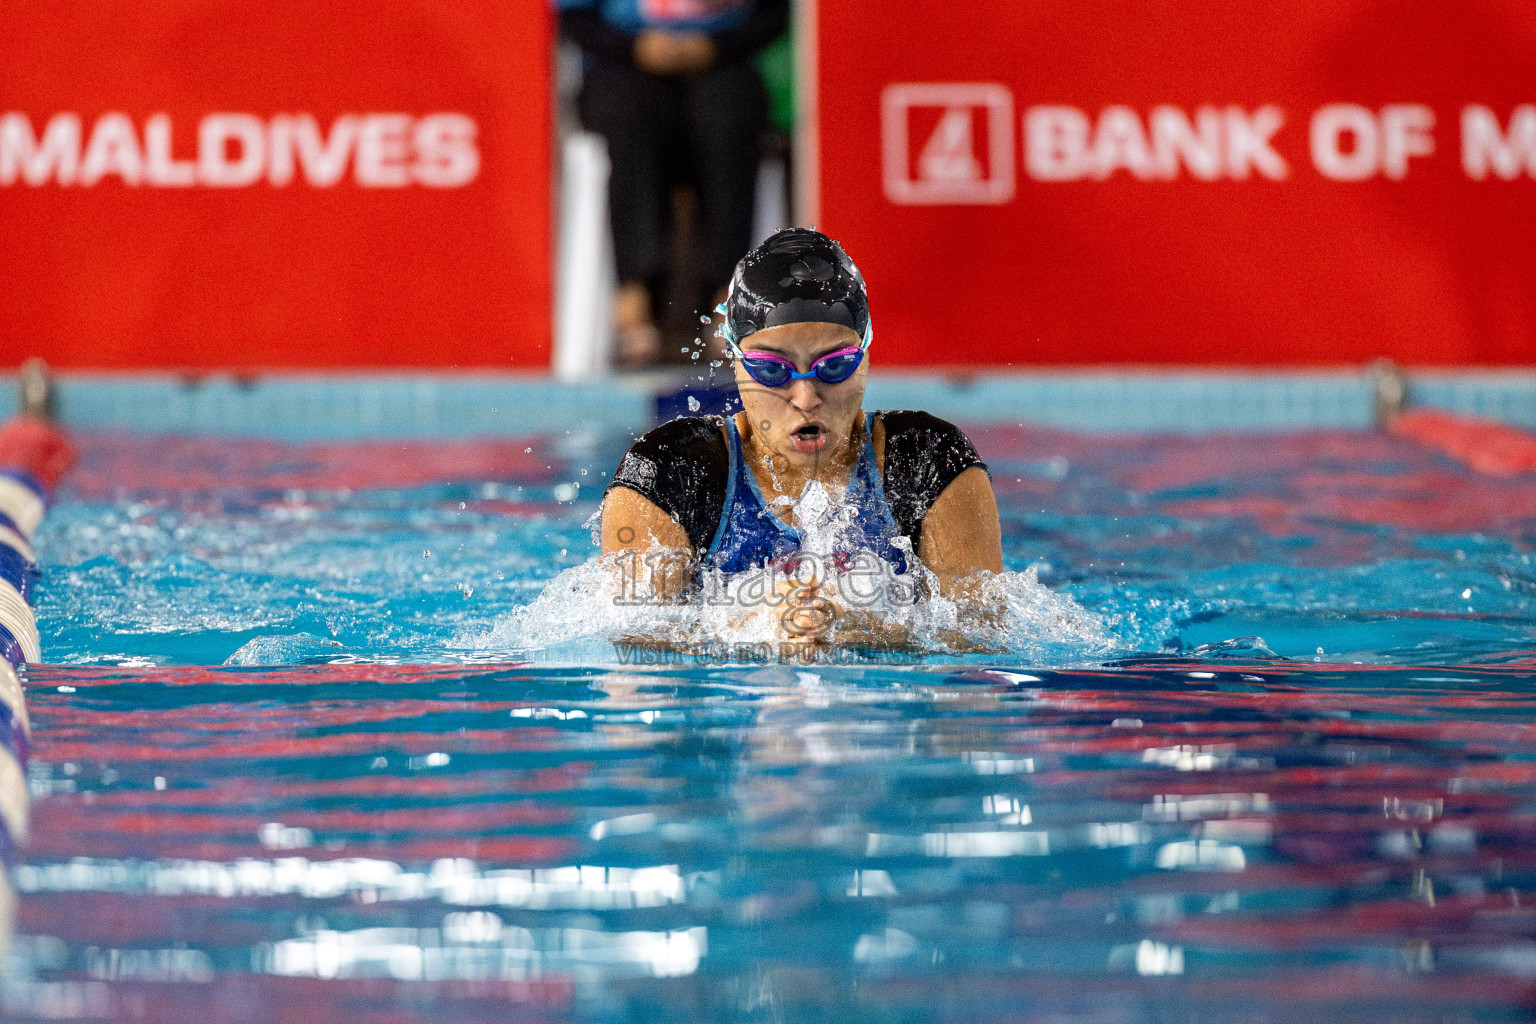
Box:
[7,662,1536,1022]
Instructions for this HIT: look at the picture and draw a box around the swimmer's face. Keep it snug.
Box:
[733,321,868,471]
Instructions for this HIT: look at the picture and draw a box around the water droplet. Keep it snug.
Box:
[687,396,701,412]
[423,549,432,558]
[458,501,466,511]
[700,314,711,324]
[524,447,532,454]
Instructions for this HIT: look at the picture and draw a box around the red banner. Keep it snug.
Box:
[817,0,1536,366]
[0,1,550,370]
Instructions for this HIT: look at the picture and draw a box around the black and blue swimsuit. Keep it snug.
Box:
[606,410,987,574]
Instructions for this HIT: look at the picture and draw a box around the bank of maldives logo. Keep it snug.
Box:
[882,83,1015,205]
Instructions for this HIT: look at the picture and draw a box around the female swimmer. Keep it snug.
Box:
[599,228,1002,641]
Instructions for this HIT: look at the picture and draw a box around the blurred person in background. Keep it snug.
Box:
[558,0,790,366]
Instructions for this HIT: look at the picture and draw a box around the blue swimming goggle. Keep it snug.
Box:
[717,304,873,389]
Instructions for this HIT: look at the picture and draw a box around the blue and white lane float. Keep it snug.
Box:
[0,464,46,955]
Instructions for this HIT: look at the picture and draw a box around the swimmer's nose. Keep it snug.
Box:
[787,377,821,412]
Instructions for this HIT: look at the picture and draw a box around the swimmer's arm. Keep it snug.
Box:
[917,466,1004,598]
[600,486,695,602]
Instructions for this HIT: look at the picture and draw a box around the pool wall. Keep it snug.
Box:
[3,369,1533,440]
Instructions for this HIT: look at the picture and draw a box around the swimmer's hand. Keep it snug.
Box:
[716,576,839,647]
[775,577,837,644]
[634,29,716,76]
[773,573,996,655]
[832,610,993,656]
[828,568,1009,655]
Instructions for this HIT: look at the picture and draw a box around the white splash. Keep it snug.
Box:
[466,478,1114,662]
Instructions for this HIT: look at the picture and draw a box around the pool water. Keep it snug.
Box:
[6,422,1536,1022]
[33,425,1536,667]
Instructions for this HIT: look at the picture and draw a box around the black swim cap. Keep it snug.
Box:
[722,228,871,346]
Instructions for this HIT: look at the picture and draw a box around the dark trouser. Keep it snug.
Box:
[580,57,767,298]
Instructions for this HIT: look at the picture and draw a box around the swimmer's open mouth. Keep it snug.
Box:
[790,421,828,453]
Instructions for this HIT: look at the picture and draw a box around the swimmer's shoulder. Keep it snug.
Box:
[606,416,731,553]
[609,415,729,495]
[875,409,965,433]
[873,410,989,542]
[631,414,731,454]
[874,410,983,468]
